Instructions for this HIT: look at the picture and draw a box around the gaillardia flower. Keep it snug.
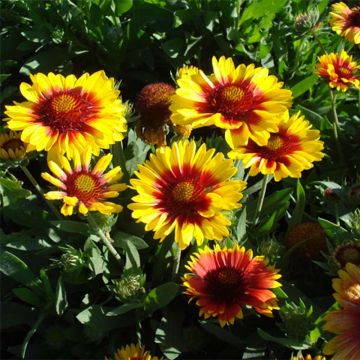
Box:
[291,354,326,360]
[182,245,281,327]
[128,140,246,249]
[170,56,292,147]
[42,150,126,216]
[333,242,360,269]
[316,51,360,91]
[0,130,26,161]
[332,263,360,308]
[228,112,324,181]
[329,2,360,44]
[105,343,162,360]
[4,71,127,160]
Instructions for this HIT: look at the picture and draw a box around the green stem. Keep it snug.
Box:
[334,203,340,226]
[171,243,181,281]
[20,165,62,220]
[253,174,270,225]
[311,28,326,54]
[111,142,130,182]
[21,312,46,359]
[86,213,122,264]
[330,90,344,163]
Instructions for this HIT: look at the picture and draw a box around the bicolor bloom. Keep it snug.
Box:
[128,140,246,250]
[41,150,126,216]
[0,130,26,161]
[228,112,324,181]
[316,51,360,91]
[329,2,360,44]
[323,306,360,359]
[333,242,360,269]
[170,56,292,147]
[332,263,360,308]
[182,245,281,327]
[105,343,163,360]
[4,71,127,160]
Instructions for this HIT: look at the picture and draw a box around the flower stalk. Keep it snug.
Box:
[330,90,344,163]
[253,174,270,225]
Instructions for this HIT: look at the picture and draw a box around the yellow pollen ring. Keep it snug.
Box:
[220,86,245,102]
[52,94,78,113]
[75,174,96,193]
[266,135,284,151]
[172,181,195,202]
[339,67,351,75]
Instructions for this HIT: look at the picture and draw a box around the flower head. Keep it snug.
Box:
[136,82,175,146]
[316,51,360,91]
[4,71,127,160]
[128,140,246,249]
[182,245,281,327]
[105,343,162,360]
[333,242,360,268]
[228,112,324,181]
[0,130,27,161]
[42,150,126,216]
[329,2,360,44]
[291,353,326,360]
[170,56,292,147]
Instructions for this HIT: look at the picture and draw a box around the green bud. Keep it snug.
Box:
[110,269,145,301]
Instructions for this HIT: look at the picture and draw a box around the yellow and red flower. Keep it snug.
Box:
[182,245,281,327]
[0,130,27,161]
[329,2,360,44]
[323,306,360,360]
[128,140,246,249]
[332,263,360,308]
[170,56,292,147]
[105,343,162,360]
[228,112,324,181]
[316,51,360,91]
[4,71,127,160]
[42,150,126,216]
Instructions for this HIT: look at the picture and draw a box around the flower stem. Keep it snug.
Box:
[171,243,181,281]
[311,28,326,54]
[330,90,344,163]
[253,174,270,225]
[20,165,62,220]
[86,212,122,264]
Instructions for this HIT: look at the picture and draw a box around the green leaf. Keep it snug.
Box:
[291,75,318,99]
[55,276,68,316]
[113,0,133,15]
[106,302,143,316]
[257,328,310,350]
[1,302,37,329]
[0,251,36,285]
[124,240,141,269]
[318,218,350,241]
[236,208,247,242]
[288,180,306,231]
[50,220,90,235]
[144,282,179,314]
[113,231,149,249]
[85,239,106,276]
[0,171,31,207]
[12,287,41,307]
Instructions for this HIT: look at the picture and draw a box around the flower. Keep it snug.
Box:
[291,354,326,360]
[182,245,281,326]
[332,263,360,308]
[41,150,126,216]
[0,130,27,161]
[128,140,246,249]
[228,112,324,181]
[333,242,360,268]
[4,71,127,160]
[323,306,360,359]
[170,56,292,147]
[285,222,326,259]
[105,343,162,360]
[135,82,176,146]
[329,2,360,44]
[316,51,360,91]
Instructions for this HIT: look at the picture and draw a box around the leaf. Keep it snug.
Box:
[113,231,149,249]
[114,0,133,15]
[0,251,36,285]
[1,302,37,329]
[236,208,247,243]
[144,282,179,314]
[287,180,306,231]
[84,239,106,276]
[106,302,143,317]
[50,220,90,235]
[124,240,141,269]
[291,75,318,99]
[55,276,68,316]
[0,171,31,207]
[12,287,41,307]
[318,218,349,241]
[257,328,311,350]
[3,232,52,251]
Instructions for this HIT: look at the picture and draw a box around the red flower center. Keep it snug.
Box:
[2,138,23,152]
[154,165,217,225]
[205,266,245,303]
[34,88,100,134]
[65,172,104,206]
[211,84,255,118]
[346,7,360,28]
[247,129,301,163]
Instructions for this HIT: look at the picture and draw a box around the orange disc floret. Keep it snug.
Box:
[0,130,27,161]
[105,343,163,360]
[182,244,281,327]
